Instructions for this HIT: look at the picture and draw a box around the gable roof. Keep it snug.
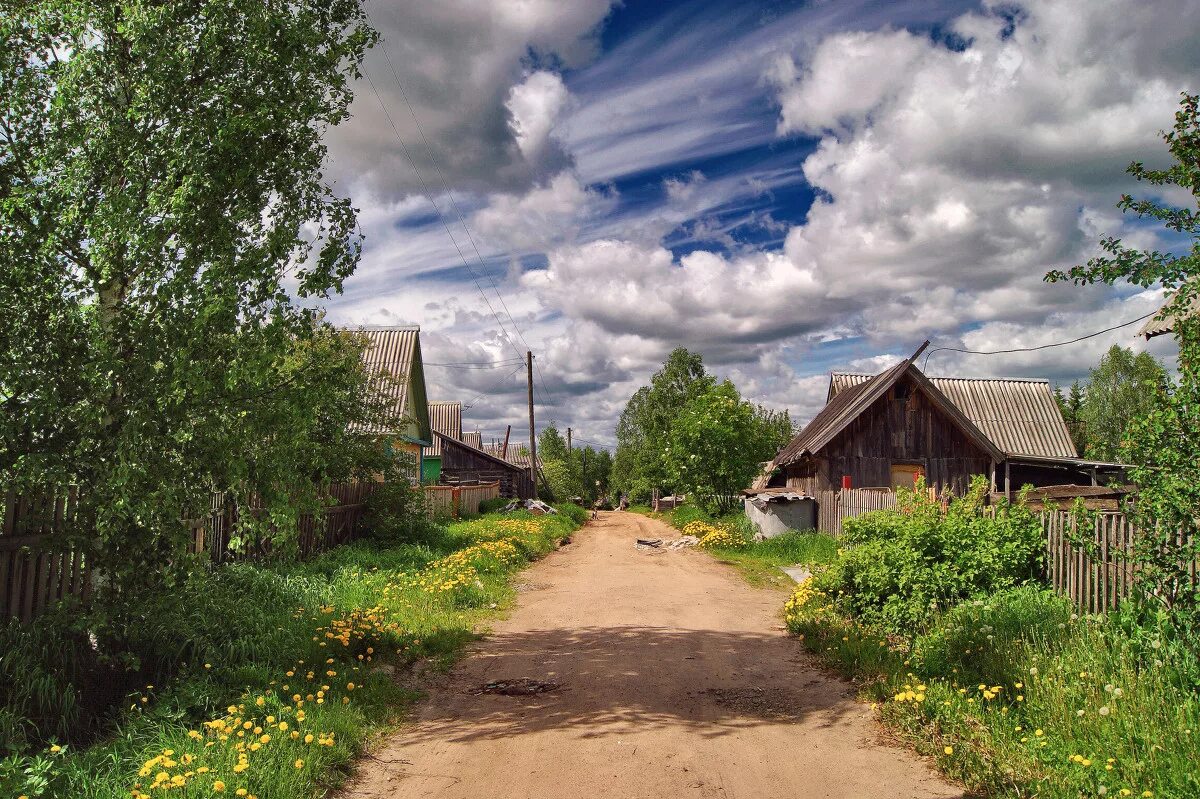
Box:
[436,431,527,473]
[829,372,1076,458]
[773,345,1004,468]
[482,442,543,472]
[426,402,463,458]
[348,326,432,442]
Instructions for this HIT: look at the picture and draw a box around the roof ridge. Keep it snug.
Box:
[347,324,421,332]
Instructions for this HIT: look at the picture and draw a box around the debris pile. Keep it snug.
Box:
[635,535,699,551]
[502,499,558,515]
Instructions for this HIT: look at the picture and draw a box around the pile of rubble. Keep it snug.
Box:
[635,535,699,551]
[501,498,558,515]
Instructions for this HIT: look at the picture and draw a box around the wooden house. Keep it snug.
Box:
[757,343,1126,498]
[346,326,433,477]
[437,432,535,499]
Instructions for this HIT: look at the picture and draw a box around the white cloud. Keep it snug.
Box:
[506,71,572,164]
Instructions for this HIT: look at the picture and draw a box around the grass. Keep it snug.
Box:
[787,586,1200,798]
[641,502,838,586]
[1,507,584,799]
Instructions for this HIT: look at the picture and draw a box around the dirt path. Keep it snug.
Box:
[339,512,961,799]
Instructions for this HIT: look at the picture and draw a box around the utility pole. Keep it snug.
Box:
[501,424,511,459]
[566,427,572,452]
[526,351,538,499]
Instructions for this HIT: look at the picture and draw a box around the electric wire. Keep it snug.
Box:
[360,70,528,366]
[366,20,559,408]
[921,310,1157,372]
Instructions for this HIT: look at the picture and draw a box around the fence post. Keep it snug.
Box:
[452,487,461,520]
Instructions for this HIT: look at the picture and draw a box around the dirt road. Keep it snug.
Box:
[340,512,961,799]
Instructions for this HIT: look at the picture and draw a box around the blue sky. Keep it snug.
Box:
[321,0,1197,446]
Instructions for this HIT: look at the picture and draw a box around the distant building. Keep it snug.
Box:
[437,432,535,499]
[756,344,1126,498]
[423,401,463,483]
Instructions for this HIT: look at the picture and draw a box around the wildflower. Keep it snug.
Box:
[944,746,953,755]
[49,745,62,753]
[295,759,305,769]
[213,781,226,793]
[1099,705,1111,716]
[1034,729,1044,737]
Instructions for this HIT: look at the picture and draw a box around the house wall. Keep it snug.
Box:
[784,375,993,495]
[421,456,441,484]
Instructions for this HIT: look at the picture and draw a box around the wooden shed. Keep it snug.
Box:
[758,342,1124,497]
[436,432,534,499]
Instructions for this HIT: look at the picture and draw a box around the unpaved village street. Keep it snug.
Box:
[339,512,962,799]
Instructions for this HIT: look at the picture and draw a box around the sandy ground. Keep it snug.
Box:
[338,511,962,799]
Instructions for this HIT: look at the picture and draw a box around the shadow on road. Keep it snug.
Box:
[400,624,859,744]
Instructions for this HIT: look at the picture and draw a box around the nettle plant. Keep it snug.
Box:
[1047,93,1200,638]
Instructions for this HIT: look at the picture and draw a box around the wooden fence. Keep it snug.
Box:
[423,482,500,519]
[1,487,90,624]
[815,488,899,535]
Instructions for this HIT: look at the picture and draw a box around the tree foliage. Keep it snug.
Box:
[1079,345,1167,461]
[1053,381,1087,455]
[662,381,793,515]
[613,348,714,500]
[0,2,381,604]
[1046,93,1200,626]
[538,424,612,503]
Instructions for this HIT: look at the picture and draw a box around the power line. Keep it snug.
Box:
[367,21,559,407]
[360,70,528,365]
[424,358,525,369]
[922,310,1157,371]
[461,365,526,410]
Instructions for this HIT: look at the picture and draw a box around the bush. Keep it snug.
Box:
[555,503,588,526]
[365,480,436,544]
[816,478,1044,635]
[477,497,510,515]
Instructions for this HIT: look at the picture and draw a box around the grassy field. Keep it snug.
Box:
[1,507,584,799]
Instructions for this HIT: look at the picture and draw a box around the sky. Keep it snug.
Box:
[320,0,1199,448]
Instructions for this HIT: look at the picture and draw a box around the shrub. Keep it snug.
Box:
[817,477,1044,635]
[364,480,437,544]
[555,503,588,526]
[477,497,511,515]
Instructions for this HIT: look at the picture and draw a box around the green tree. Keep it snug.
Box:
[662,381,791,515]
[1046,93,1200,624]
[1054,380,1088,455]
[613,348,714,500]
[1078,345,1167,460]
[0,2,379,605]
[538,424,569,463]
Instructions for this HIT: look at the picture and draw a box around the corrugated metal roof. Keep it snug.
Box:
[462,431,483,450]
[345,326,431,440]
[425,402,463,458]
[1138,295,1199,339]
[482,442,542,472]
[829,370,1076,458]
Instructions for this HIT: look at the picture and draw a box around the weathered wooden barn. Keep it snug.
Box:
[757,344,1126,497]
[436,432,534,499]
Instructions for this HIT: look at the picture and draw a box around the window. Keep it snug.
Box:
[890,463,923,489]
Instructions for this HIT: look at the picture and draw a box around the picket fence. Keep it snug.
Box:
[815,488,899,536]
[2,480,500,622]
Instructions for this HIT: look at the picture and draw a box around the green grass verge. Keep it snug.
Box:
[1,508,583,799]
[786,586,1200,799]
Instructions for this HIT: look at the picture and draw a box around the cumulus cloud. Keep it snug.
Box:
[523,0,1196,395]
[327,0,616,198]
